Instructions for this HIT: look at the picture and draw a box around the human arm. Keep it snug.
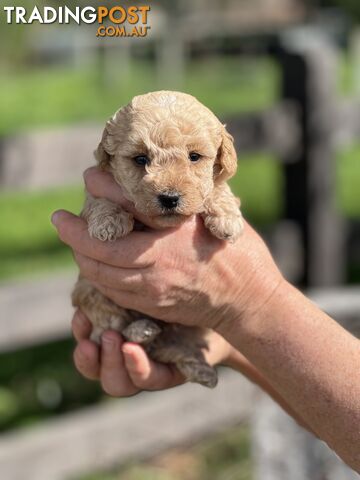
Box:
[52,167,360,471]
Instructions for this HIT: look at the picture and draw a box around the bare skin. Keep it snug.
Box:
[52,167,360,472]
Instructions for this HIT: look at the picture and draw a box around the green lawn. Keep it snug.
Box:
[0,186,84,280]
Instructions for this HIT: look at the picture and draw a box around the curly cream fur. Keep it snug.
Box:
[72,91,243,388]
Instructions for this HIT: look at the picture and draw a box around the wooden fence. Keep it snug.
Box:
[0,33,360,479]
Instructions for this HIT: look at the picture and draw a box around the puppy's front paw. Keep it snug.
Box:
[89,211,134,242]
[204,213,244,242]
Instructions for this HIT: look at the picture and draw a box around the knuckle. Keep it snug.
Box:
[147,277,168,298]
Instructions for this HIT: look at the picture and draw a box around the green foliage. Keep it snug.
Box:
[0,185,83,280]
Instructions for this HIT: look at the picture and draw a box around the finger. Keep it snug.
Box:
[83,167,185,230]
[72,309,92,342]
[51,210,158,268]
[122,343,185,390]
[100,331,139,396]
[84,167,135,211]
[92,281,171,321]
[73,252,145,292]
[73,340,100,380]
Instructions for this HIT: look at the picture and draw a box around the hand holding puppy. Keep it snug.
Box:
[51,164,281,395]
[53,167,282,333]
[53,167,360,472]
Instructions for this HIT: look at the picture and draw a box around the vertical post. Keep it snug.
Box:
[156,0,186,89]
[277,36,346,287]
[252,35,351,480]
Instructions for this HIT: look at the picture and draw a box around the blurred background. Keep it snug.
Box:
[0,0,360,479]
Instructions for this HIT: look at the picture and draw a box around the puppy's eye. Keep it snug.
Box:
[133,155,150,166]
[189,152,201,162]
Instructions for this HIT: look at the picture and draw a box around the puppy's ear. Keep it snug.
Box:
[94,125,112,171]
[214,126,238,182]
[94,107,125,170]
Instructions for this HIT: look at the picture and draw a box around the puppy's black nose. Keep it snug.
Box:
[158,194,180,209]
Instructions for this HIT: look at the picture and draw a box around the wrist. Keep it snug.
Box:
[215,276,291,347]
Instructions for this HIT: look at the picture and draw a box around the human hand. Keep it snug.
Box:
[71,309,233,396]
[52,167,283,333]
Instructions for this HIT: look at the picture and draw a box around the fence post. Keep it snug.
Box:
[276,35,346,287]
[252,34,353,480]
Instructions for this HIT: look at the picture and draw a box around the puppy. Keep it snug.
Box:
[72,91,243,388]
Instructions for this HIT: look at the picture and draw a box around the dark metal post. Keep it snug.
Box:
[277,37,346,287]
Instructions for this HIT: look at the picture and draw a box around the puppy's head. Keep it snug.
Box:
[95,91,237,226]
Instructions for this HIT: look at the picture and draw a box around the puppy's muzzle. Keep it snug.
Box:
[158,193,180,210]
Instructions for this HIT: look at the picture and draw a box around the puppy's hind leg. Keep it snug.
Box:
[177,359,218,389]
[72,277,131,344]
[147,327,218,389]
[122,319,162,345]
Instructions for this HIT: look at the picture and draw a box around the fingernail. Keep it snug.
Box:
[51,211,61,226]
[102,334,115,352]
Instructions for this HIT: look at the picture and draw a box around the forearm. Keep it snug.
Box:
[226,348,315,434]
[219,280,360,472]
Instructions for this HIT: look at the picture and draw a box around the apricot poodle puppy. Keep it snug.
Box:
[72,91,243,388]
